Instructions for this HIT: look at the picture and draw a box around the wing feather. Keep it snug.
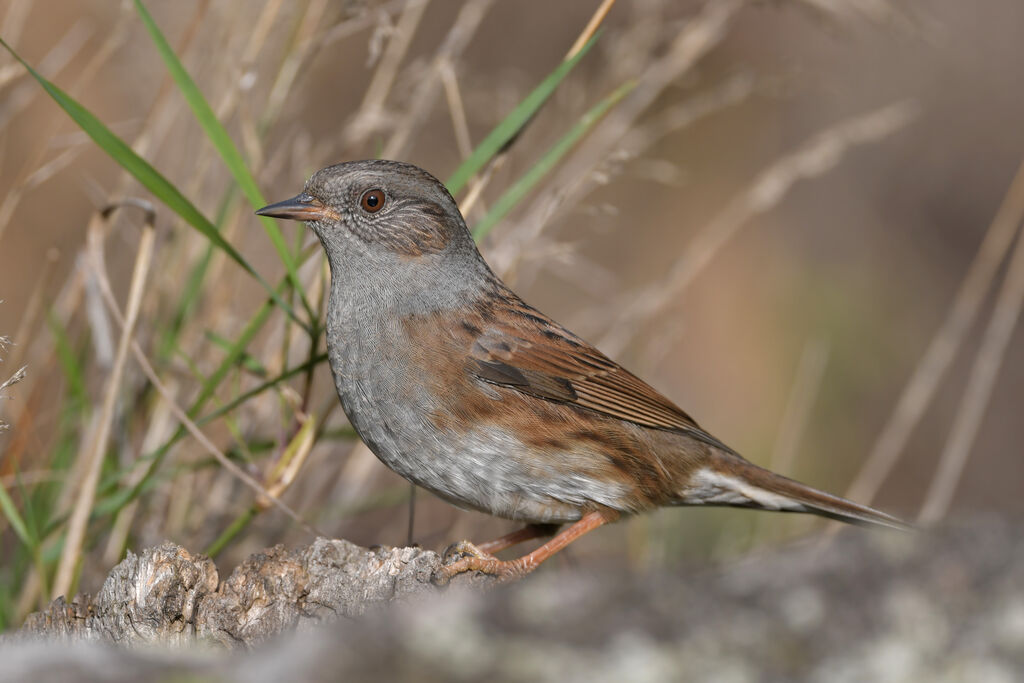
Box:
[466,293,731,451]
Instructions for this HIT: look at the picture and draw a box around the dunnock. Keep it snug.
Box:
[257,160,907,582]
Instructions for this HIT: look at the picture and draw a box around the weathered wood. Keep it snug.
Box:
[18,538,443,647]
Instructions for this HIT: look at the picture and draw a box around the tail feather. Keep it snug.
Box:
[680,456,911,531]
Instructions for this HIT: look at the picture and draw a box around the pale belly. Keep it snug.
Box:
[336,386,588,523]
[330,360,636,524]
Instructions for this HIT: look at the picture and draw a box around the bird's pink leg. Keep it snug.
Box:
[474,523,560,554]
[434,510,618,584]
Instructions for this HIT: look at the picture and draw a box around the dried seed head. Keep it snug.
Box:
[0,301,25,432]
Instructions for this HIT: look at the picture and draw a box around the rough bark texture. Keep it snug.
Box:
[4,518,1023,682]
[17,538,444,647]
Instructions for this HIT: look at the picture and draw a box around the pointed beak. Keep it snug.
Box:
[256,193,331,222]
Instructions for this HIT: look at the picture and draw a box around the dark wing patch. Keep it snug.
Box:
[465,292,734,452]
[471,358,578,402]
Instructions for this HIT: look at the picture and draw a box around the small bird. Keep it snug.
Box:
[257,160,907,582]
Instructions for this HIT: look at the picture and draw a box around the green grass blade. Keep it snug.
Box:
[48,311,88,408]
[93,318,324,520]
[158,187,234,361]
[132,0,314,322]
[0,474,50,604]
[197,353,328,427]
[445,33,600,195]
[0,480,32,548]
[97,289,281,518]
[203,331,267,376]
[0,37,308,333]
[204,504,259,557]
[473,81,636,241]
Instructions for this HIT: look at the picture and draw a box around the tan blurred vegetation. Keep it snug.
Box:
[1,0,1023,627]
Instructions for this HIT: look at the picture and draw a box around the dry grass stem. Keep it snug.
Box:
[263,0,331,129]
[7,249,58,373]
[770,338,831,476]
[102,395,176,566]
[52,204,157,600]
[0,315,26,432]
[0,0,32,50]
[622,72,758,153]
[329,442,385,513]
[845,159,1024,506]
[0,18,112,243]
[918,219,1024,523]
[798,0,901,24]
[566,0,618,60]
[491,72,759,284]
[440,61,473,159]
[382,0,493,159]
[452,0,620,218]
[82,205,320,541]
[129,349,319,536]
[502,0,744,277]
[0,259,87,479]
[0,470,61,487]
[599,100,919,356]
[459,154,502,217]
[0,21,91,127]
[344,0,430,146]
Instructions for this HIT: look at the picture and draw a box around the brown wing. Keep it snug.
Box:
[467,294,733,452]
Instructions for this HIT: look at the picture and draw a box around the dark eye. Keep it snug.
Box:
[360,189,385,213]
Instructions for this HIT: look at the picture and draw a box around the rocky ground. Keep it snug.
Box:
[3,516,1022,682]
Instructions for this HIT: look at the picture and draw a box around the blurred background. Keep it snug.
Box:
[1,0,1022,625]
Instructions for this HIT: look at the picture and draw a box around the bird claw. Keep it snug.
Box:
[442,539,495,564]
[433,541,526,586]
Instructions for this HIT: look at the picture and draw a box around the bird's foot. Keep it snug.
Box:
[434,540,530,585]
[442,540,496,564]
[433,512,615,585]
[433,549,529,586]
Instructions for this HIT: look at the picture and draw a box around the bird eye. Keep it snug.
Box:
[360,189,385,213]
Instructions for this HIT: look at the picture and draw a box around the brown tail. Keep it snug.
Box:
[679,454,911,531]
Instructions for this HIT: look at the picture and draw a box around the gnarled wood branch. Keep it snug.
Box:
[19,538,443,647]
